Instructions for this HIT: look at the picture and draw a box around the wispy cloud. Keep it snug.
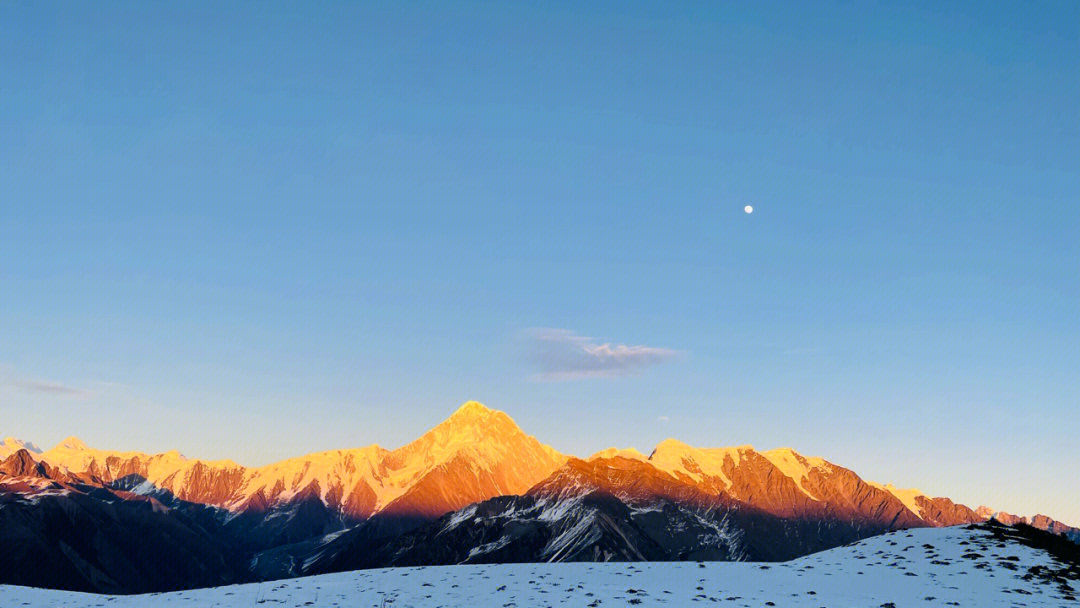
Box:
[11,378,87,395]
[525,328,679,381]
[0,367,90,397]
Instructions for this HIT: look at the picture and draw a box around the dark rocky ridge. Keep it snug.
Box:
[1,405,1075,594]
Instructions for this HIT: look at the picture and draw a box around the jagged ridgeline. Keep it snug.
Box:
[0,402,1076,593]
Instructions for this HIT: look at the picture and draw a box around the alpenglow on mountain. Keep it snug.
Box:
[0,401,1075,593]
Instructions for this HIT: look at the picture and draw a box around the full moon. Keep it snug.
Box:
[744,205,753,214]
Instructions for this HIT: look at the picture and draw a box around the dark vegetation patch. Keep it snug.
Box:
[971,520,1080,598]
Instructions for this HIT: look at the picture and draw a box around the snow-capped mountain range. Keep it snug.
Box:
[30,402,562,519]
[1,401,1075,594]
[0,437,42,459]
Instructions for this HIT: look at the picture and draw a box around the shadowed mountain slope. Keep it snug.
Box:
[1,402,1074,593]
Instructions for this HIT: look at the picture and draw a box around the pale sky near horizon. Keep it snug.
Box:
[1,2,1077,523]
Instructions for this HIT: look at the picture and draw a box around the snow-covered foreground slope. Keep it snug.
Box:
[3,524,1075,607]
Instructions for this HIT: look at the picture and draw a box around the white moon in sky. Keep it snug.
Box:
[744,205,753,214]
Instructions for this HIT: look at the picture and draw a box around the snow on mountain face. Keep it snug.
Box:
[10,407,1027,535]
[434,456,751,562]
[39,437,244,504]
[0,437,42,459]
[17,404,1034,537]
[229,401,568,525]
[759,447,831,499]
[300,453,952,577]
[868,481,926,515]
[647,438,747,490]
[375,401,568,519]
[11,401,1072,575]
[527,456,724,509]
[33,402,568,531]
[56,436,87,451]
[643,440,933,528]
[4,402,1078,596]
[4,523,1075,607]
[292,455,747,578]
[587,446,647,461]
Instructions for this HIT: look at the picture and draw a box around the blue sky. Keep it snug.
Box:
[1,1,1077,522]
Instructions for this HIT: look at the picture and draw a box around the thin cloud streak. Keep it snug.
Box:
[525,328,679,382]
[1,371,90,397]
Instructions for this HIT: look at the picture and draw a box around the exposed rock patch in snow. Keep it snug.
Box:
[1,524,1074,607]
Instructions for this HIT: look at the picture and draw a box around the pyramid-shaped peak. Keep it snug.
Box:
[451,400,496,418]
[162,449,188,461]
[402,402,521,452]
[383,401,563,478]
[57,436,89,451]
[0,448,48,477]
[4,448,36,463]
[440,401,517,429]
[457,400,491,413]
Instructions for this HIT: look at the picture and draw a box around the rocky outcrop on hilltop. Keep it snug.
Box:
[974,507,1080,542]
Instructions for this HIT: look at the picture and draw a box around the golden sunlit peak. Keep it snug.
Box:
[58,436,89,451]
[588,447,647,462]
[435,401,512,433]
[452,401,495,418]
[653,437,692,451]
